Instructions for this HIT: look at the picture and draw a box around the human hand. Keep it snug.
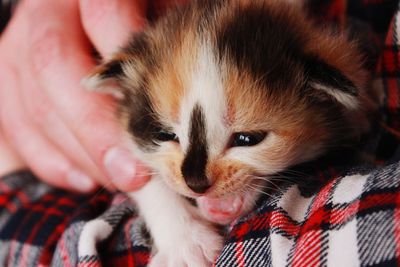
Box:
[0,0,246,226]
[0,0,184,192]
[0,130,25,176]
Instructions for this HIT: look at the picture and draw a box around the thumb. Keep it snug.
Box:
[79,0,148,58]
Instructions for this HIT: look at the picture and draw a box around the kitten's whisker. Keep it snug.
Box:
[242,174,288,196]
[264,180,282,191]
[281,170,309,177]
[246,184,275,198]
[250,174,298,183]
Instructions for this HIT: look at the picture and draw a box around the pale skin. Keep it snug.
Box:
[0,0,188,192]
[0,0,234,225]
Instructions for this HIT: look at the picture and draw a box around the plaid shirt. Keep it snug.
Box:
[1,0,400,266]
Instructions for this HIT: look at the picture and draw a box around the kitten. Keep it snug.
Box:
[84,0,378,266]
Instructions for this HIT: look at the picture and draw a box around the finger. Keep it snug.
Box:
[1,1,103,191]
[28,1,151,191]
[0,129,26,177]
[79,0,148,58]
[0,63,97,192]
[20,63,113,190]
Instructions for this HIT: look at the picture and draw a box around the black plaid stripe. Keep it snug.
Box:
[78,255,98,263]
[364,163,400,190]
[357,210,397,266]
[100,201,134,227]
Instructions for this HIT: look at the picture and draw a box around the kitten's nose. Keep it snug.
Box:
[185,177,212,194]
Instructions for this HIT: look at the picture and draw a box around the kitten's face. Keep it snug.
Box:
[86,0,371,206]
[134,43,332,199]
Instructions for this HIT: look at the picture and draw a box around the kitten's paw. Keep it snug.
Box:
[148,222,223,267]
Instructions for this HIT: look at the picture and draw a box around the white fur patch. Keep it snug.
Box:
[78,219,113,256]
[130,178,222,266]
[178,41,230,155]
[310,82,358,110]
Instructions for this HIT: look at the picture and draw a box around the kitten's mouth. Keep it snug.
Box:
[197,194,244,225]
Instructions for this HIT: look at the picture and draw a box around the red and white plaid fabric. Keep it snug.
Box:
[216,165,400,266]
[1,0,400,266]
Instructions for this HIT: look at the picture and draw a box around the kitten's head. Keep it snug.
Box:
[85,0,374,208]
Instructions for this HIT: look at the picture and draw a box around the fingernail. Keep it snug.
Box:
[67,170,96,192]
[131,162,152,188]
[104,146,149,190]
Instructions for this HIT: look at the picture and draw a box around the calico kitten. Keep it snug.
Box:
[84,0,378,265]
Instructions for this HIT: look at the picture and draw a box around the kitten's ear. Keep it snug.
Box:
[82,59,126,99]
[306,58,359,109]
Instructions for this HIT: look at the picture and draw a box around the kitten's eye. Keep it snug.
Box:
[230,132,267,147]
[156,130,179,143]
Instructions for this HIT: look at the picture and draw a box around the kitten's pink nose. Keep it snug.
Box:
[185,178,212,194]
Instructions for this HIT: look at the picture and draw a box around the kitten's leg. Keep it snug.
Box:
[128,177,223,267]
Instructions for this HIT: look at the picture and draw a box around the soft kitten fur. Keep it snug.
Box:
[84,0,378,265]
